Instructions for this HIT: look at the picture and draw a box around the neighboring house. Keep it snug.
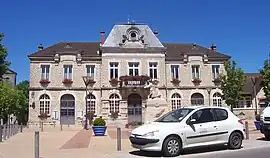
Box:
[2,68,17,86]
[233,73,265,120]
[28,22,231,125]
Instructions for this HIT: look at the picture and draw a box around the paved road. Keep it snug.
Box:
[104,140,270,158]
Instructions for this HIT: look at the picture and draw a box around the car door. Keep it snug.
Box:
[213,108,230,142]
[184,108,218,146]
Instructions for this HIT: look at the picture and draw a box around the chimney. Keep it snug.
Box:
[100,31,105,45]
[153,30,158,37]
[210,43,216,51]
[38,44,43,51]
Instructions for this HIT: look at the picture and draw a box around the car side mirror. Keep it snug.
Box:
[188,119,196,125]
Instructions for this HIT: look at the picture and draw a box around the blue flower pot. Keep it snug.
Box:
[254,120,261,130]
[92,126,107,136]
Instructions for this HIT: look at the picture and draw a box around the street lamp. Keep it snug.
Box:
[82,76,93,130]
[206,87,212,106]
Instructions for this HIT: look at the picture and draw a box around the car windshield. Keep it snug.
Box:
[155,108,194,123]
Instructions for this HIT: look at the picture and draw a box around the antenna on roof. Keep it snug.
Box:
[127,15,130,24]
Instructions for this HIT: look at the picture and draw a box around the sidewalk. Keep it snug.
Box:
[0,125,266,158]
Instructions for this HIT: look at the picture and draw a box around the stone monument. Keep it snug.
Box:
[144,81,168,122]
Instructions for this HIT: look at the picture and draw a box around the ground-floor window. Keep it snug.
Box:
[171,93,181,110]
[87,94,96,114]
[213,92,222,106]
[109,94,120,113]
[39,94,50,114]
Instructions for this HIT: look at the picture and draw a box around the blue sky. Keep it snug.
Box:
[1,0,270,82]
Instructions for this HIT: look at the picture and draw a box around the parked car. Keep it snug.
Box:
[260,103,270,140]
[129,106,245,157]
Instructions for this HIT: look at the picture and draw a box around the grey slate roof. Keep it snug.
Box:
[243,73,262,95]
[102,24,164,48]
[28,41,231,60]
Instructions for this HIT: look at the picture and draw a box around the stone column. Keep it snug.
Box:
[101,101,110,119]
[119,100,128,119]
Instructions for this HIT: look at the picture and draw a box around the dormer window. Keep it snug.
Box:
[130,32,136,38]
[129,31,138,41]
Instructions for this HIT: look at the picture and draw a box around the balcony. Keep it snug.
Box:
[39,79,50,84]
[62,78,73,84]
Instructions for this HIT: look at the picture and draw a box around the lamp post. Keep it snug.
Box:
[82,76,92,130]
[206,88,212,106]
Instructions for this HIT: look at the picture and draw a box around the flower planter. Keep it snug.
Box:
[254,120,261,130]
[92,126,107,136]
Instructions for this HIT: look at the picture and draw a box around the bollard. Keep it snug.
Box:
[53,121,56,128]
[117,127,121,151]
[4,125,7,140]
[35,131,39,158]
[20,124,23,133]
[60,124,63,131]
[245,121,249,140]
[7,124,10,138]
[0,125,3,142]
[41,122,44,132]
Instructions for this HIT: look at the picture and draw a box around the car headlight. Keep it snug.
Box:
[142,130,159,137]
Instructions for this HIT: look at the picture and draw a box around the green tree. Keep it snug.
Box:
[16,80,29,124]
[0,33,10,79]
[259,59,270,100]
[0,81,21,123]
[220,60,246,112]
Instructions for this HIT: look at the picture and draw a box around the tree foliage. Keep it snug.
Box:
[259,59,270,100]
[0,33,10,79]
[220,60,246,112]
[0,80,29,124]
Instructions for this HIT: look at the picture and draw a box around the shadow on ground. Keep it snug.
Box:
[257,137,269,141]
[129,145,240,157]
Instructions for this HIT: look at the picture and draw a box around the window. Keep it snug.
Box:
[149,62,158,79]
[39,94,50,115]
[155,108,194,123]
[86,65,95,78]
[87,94,96,113]
[191,93,204,105]
[212,65,220,79]
[213,92,222,107]
[41,65,50,80]
[236,96,252,108]
[171,65,179,79]
[128,62,139,76]
[64,65,72,79]
[189,109,215,124]
[192,65,200,79]
[109,62,119,79]
[171,93,181,110]
[214,109,228,121]
[109,94,120,113]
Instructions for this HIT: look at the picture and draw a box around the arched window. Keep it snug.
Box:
[109,94,120,114]
[213,92,222,107]
[87,94,96,113]
[39,94,50,114]
[171,93,181,110]
[191,93,204,105]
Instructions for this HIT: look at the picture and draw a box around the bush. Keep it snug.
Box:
[110,111,119,120]
[255,114,261,121]
[93,117,106,126]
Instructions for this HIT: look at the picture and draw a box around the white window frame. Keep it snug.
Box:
[212,65,220,79]
[212,92,222,107]
[39,94,50,115]
[87,94,96,114]
[63,65,73,80]
[149,62,158,79]
[171,65,180,79]
[109,94,120,113]
[191,65,200,79]
[171,93,181,110]
[86,65,95,79]
[109,62,119,79]
[128,62,140,76]
[236,96,252,109]
[40,65,50,80]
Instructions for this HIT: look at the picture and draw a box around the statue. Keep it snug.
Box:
[144,81,161,99]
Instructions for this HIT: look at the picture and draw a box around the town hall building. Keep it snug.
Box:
[28,22,232,125]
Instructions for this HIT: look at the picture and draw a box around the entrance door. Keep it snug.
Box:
[128,93,142,123]
[60,94,75,125]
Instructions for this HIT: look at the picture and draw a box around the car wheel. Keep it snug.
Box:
[162,136,182,157]
[265,134,270,140]
[228,131,243,149]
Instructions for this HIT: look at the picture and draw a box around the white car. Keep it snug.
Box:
[129,106,245,157]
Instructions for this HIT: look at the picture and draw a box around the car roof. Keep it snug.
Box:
[183,106,229,110]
